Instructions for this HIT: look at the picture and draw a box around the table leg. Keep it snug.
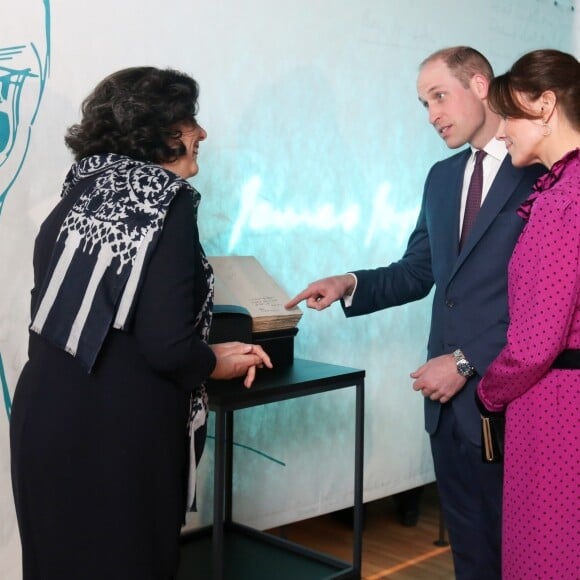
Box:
[212,409,226,580]
[352,379,365,575]
[224,411,234,522]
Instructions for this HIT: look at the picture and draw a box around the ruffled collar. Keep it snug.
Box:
[517,148,580,220]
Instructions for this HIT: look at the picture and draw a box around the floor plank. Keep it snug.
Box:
[266,483,455,579]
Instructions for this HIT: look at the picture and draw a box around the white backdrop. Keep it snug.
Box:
[0,1,577,577]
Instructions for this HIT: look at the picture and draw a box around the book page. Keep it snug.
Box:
[208,256,302,332]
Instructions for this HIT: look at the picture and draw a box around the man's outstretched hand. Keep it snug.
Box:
[285,274,356,311]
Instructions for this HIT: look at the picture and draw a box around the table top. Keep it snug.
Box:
[207,358,365,411]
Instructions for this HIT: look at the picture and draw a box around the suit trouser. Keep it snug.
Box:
[430,404,503,580]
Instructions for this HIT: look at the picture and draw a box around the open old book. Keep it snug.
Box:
[208,255,302,333]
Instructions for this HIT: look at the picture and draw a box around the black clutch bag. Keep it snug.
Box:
[476,392,505,463]
[481,415,505,463]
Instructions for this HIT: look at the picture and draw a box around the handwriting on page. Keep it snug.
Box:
[247,296,284,313]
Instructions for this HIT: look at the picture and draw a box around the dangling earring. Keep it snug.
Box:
[542,120,552,137]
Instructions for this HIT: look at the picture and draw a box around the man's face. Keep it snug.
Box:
[417,59,488,149]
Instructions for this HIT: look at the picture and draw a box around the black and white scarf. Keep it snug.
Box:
[30,153,214,511]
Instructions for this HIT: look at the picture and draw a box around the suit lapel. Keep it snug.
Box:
[439,150,470,275]
[439,149,471,250]
[452,156,525,275]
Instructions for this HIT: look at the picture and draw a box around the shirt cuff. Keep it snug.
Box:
[342,273,358,308]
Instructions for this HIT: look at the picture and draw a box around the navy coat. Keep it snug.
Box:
[344,148,544,444]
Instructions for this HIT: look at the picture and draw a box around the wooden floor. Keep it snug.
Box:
[267,483,455,579]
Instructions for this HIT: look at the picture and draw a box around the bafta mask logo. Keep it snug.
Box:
[0,50,40,183]
[1,1,50,214]
[1,0,50,418]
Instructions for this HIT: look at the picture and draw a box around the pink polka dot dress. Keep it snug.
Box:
[478,148,580,580]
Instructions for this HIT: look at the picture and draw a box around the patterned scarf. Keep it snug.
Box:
[29,153,214,511]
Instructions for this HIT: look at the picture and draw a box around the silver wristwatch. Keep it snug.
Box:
[453,349,475,378]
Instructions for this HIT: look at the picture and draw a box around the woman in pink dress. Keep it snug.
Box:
[477,49,580,579]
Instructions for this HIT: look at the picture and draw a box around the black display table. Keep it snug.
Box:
[178,358,365,580]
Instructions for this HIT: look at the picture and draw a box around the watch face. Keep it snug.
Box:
[457,360,474,377]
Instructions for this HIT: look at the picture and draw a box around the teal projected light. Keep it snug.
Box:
[228,175,361,252]
[0,0,51,418]
[228,175,419,253]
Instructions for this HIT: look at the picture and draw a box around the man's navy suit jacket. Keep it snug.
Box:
[344,148,545,444]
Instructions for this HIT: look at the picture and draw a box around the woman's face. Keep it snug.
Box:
[495,92,546,167]
[496,115,545,167]
[162,122,207,179]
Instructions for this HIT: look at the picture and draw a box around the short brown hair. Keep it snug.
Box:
[421,46,494,88]
[488,49,580,130]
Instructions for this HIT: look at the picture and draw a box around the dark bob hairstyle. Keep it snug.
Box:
[65,66,200,163]
[488,49,580,130]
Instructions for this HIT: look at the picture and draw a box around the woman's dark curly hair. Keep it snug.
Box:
[65,66,200,163]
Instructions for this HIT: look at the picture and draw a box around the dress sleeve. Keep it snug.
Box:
[131,189,216,389]
[478,193,580,411]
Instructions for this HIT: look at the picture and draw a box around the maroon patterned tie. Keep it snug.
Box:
[460,150,487,249]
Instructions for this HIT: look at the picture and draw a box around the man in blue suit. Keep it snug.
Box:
[286,46,544,579]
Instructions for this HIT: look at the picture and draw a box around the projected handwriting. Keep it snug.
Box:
[0,0,51,419]
[229,175,359,252]
[229,175,419,251]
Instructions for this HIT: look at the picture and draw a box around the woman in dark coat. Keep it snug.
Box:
[10,66,271,580]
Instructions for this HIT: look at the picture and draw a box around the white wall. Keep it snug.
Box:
[0,1,576,577]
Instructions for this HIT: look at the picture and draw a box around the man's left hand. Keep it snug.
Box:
[410,354,467,404]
